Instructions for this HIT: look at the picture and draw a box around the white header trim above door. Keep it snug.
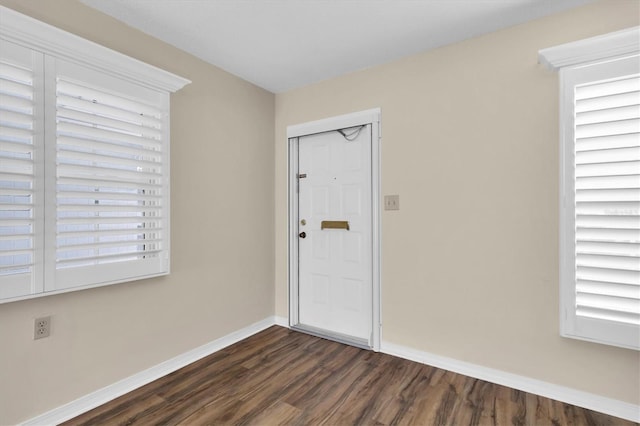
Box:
[287,108,381,138]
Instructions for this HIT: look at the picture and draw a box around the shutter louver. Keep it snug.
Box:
[55,78,164,271]
[574,75,640,326]
[0,56,35,285]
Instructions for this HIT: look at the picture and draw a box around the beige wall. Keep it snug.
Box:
[0,1,275,424]
[1,0,639,423]
[275,0,640,405]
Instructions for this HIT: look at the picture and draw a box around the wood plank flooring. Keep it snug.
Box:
[63,326,636,426]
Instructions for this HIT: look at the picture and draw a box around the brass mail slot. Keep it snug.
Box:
[321,220,350,231]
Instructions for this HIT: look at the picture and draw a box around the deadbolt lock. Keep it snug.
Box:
[300,219,306,226]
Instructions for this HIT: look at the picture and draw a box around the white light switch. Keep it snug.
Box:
[384,195,399,210]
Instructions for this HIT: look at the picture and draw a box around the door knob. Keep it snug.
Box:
[299,231,306,239]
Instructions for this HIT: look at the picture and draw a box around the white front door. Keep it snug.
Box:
[296,124,373,344]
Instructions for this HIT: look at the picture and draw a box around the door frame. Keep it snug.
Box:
[287,108,381,351]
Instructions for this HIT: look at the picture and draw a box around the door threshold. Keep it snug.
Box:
[291,324,371,350]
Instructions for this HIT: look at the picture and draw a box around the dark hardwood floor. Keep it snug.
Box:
[64,326,635,426]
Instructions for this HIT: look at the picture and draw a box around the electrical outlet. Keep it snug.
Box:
[384,194,400,210]
[34,316,51,340]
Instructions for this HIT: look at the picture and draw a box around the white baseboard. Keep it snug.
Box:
[22,316,279,426]
[274,315,289,327]
[381,341,639,423]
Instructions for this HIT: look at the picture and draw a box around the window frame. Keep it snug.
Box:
[0,6,189,303]
[540,27,640,350]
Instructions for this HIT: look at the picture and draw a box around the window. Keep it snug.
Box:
[540,27,640,350]
[0,7,189,302]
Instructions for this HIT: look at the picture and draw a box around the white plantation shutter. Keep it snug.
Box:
[561,54,640,350]
[53,61,169,290]
[0,40,42,299]
[574,74,640,325]
[0,6,188,303]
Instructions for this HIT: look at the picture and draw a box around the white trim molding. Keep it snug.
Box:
[274,315,289,327]
[0,6,190,92]
[538,26,640,70]
[381,341,640,423]
[22,317,279,426]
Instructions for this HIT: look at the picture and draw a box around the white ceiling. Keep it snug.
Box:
[80,0,595,93]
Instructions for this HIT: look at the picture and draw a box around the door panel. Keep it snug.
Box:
[298,125,372,342]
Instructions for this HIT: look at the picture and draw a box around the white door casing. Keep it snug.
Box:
[287,109,381,350]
